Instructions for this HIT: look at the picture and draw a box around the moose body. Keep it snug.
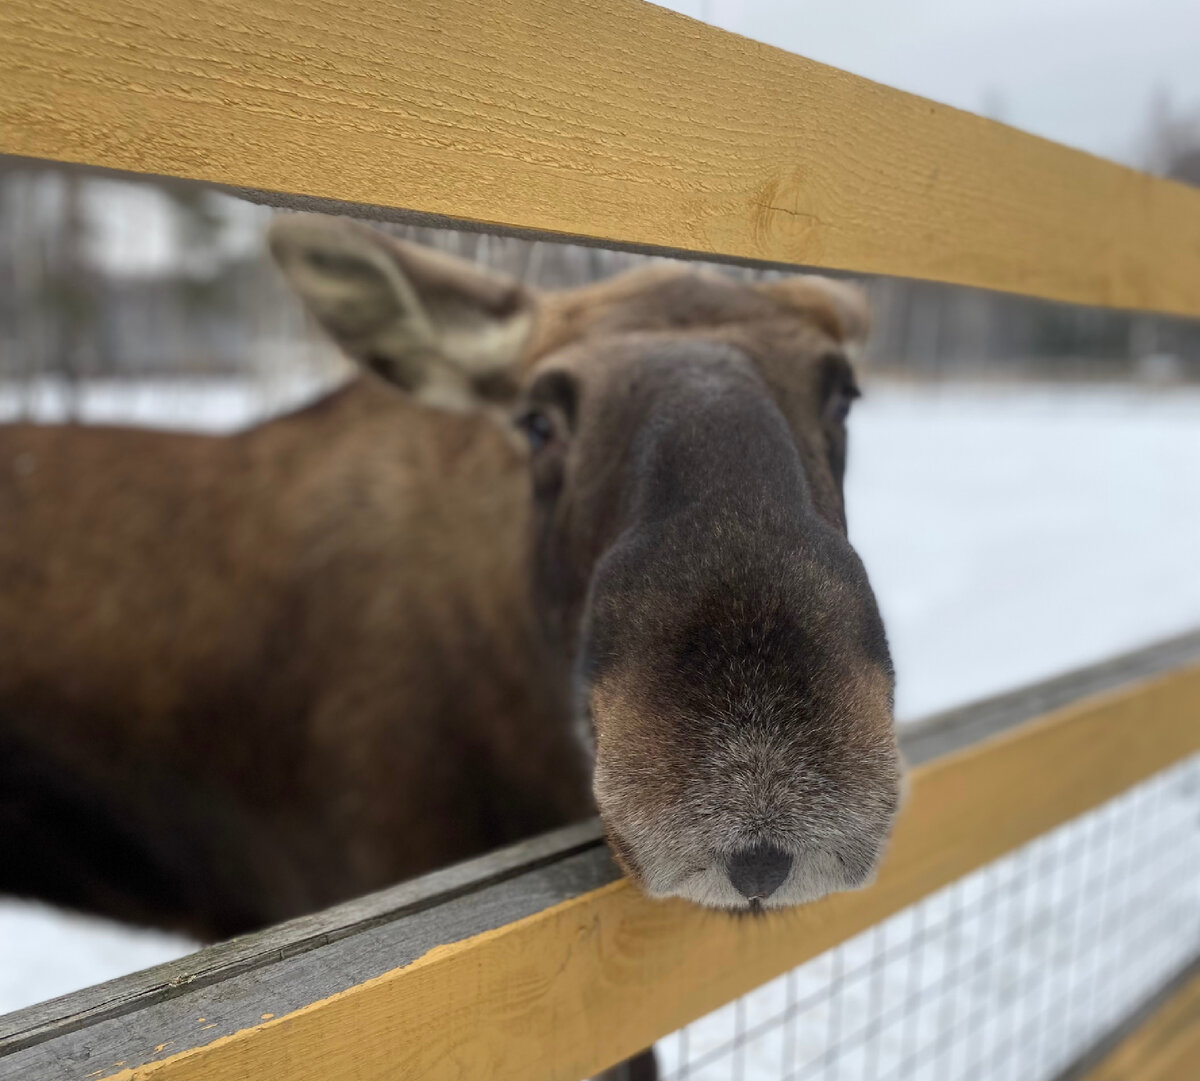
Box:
[1,385,588,938]
[0,216,902,945]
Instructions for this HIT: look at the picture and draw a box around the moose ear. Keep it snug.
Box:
[267,214,536,408]
[758,276,871,354]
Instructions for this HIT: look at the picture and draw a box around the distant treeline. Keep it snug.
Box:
[1,163,1198,393]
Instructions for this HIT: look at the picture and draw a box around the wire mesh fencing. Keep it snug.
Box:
[656,751,1200,1081]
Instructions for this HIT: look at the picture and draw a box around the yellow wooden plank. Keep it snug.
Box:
[3,0,1200,317]
[97,663,1200,1081]
[1085,965,1200,1081]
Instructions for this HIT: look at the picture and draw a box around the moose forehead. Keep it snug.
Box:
[526,264,864,369]
[522,267,864,532]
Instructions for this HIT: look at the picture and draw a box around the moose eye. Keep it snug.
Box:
[817,352,861,429]
[820,360,861,427]
[825,387,859,426]
[515,409,556,452]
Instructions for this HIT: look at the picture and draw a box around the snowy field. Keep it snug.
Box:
[846,383,1200,719]
[2,380,1199,1053]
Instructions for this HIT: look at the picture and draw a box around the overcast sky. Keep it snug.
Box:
[657,0,1200,167]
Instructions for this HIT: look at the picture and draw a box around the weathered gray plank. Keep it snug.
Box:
[899,627,1200,767]
[0,848,620,1080]
[0,818,604,1050]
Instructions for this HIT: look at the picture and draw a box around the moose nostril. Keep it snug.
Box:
[726,844,793,900]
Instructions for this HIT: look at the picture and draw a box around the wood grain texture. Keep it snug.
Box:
[3,0,1200,316]
[1083,963,1200,1081]
[88,663,1200,1081]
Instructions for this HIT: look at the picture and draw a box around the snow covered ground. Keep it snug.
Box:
[0,371,339,434]
[845,383,1200,720]
[2,380,1199,1041]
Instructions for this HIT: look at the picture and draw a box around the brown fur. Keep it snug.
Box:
[0,388,588,936]
[0,215,899,941]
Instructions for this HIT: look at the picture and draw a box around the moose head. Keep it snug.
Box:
[270,215,901,911]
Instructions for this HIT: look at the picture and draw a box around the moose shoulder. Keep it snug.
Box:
[0,215,901,940]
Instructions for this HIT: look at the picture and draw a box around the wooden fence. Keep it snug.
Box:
[2,633,1198,1079]
[2,1,1200,1079]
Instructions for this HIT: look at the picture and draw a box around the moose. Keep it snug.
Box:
[0,215,902,948]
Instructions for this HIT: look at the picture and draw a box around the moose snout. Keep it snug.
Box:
[725,843,793,901]
[583,507,902,914]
